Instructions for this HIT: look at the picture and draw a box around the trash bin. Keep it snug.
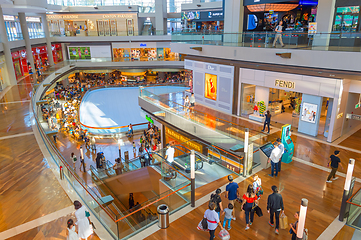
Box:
[157,204,169,228]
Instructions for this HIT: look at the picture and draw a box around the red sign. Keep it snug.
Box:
[11,51,20,59]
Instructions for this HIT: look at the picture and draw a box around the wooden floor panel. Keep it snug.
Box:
[6,213,100,240]
[0,134,72,232]
[339,129,361,151]
[333,225,356,240]
[146,160,361,240]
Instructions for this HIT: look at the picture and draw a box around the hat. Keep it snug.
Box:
[228,175,233,181]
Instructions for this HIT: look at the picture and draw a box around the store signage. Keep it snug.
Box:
[21,51,26,58]
[208,11,223,18]
[102,14,132,19]
[165,127,202,152]
[346,114,361,121]
[140,43,147,47]
[275,79,295,89]
[26,17,41,22]
[207,65,215,70]
[3,15,14,21]
[145,115,154,124]
[200,11,224,20]
[47,15,79,19]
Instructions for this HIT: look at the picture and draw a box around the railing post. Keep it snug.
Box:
[296,198,308,240]
[80,146,86,172]
[60,165,64,180]
[190,150,195,207]
[339,158,355,221]
[118,139,122,158]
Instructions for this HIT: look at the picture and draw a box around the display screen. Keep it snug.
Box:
[69,47,91,60]
[181,11,200,20]
[204,73,217,100]
[260,142,275,158]
[301,102,318,123]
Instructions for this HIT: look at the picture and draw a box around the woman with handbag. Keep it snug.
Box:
[241,184,259,230]
[74,200,93,240]
[289,212,299,240]
[204,201,224,240]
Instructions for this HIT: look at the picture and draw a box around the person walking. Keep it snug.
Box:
[190,93,196,113]
[268,142,282,177]
[241,184,259,230]
[267,185,284,235]
[66,219,79,240]
[222,203,235,230]
[165,143,175,164]
[289,211,299,240]
[262,110,272,133]
[184,95,190,112]
[73,201,92,240]
[225,175,239,205]
[129,193,135,209]
[326,150,343,183]
[70,152,77,170]
[210,189,223,218]
[204,201,224,240]
[95,152,101,169]
[276,138,285,172]
[273,21,285,47]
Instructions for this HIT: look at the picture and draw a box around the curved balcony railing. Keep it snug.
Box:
[31,62,191,239]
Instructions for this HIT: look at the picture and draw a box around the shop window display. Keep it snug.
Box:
[241,84,256,116]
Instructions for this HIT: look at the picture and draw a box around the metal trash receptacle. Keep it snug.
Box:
[157,204,169,228]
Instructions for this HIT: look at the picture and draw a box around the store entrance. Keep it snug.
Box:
[269,88,330,137]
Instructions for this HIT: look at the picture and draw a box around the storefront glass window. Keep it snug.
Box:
[240,84,256,116]
[27,22,45,39]
[167,0,192,13]
[167,18,182,33]
[333,6,360,32]
[5,21,23,41]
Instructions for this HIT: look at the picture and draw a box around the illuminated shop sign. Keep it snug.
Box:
[3,15,15,21]
[47,14,133,19]
[140,43,147,47]
[200,11,224,20]
[145,115,154,124]
[26,17,41,22]
[165,127,202,152]
[275,79,295,89]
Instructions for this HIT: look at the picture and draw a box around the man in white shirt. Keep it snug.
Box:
[276,138,285,172]
[273,21,285,48]
[268,142,282,177]
[165,143,175,163]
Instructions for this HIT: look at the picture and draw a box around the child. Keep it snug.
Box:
[133,142,136,152]
[67,219,79,240]
[222,203,234,230]
[253,174,263,198]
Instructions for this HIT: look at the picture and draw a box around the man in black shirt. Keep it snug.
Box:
[326,150,343,183]
[267,185,284,235]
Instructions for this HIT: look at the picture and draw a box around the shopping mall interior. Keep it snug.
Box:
[1,0,361,240]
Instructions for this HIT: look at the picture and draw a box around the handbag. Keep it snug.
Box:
[255,206,263,217]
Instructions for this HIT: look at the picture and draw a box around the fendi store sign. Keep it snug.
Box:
[275,79,296,89]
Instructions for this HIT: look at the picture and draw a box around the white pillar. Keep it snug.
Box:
[312,0,337,49]
[223,0,244,43]
[18,12,36,73]
[40,13,55,66]
[155,0,167,35]
[255,86,269,111]
[0,7,17,85]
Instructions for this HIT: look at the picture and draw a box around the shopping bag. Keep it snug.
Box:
[255,206,263,217]
[197,218,208,231]
[218,229,230,240]
[279,212,288,229]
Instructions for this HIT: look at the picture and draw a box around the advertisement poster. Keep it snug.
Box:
[205,73,217,100]
[301,102,318,123]
[69,47,91,60]
[308,22,317,35]
[181,11,200,20]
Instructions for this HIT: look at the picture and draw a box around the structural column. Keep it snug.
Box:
[223,0,244,43]
[312,0,337,49]
[155,0,167,35]
[40,13,54,66]
[18,12,36,74]
[0,7,17,86]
